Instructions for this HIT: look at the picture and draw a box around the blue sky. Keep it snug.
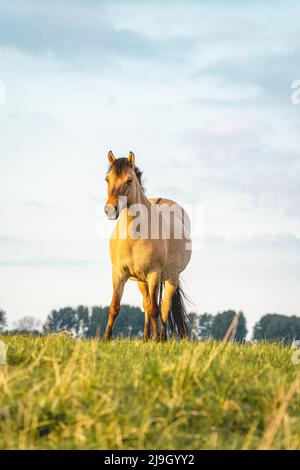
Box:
[0,0,300,330]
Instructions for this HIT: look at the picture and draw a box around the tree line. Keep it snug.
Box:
[0,306,145,339]
[1,306,300,344]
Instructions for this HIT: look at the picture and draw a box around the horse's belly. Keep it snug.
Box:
[161,239,192,281]
[129,275,144,282]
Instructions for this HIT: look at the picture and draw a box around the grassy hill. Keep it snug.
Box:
[0,335,299,449]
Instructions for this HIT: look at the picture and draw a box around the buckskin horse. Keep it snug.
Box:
[103,151,192,341]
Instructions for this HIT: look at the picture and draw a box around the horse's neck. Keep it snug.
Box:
[128,185,152,220]
[135,185,151,209]
[118,185,152,239]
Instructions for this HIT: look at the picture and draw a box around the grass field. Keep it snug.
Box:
[0,335,300,450]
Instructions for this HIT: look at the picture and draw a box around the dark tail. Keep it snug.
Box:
[159,281,191,339]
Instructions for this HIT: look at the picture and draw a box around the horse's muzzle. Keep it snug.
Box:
[104,204,119,220]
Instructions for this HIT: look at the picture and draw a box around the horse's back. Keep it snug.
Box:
[149,197,191,238]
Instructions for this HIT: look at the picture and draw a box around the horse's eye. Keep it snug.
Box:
[126,180,133,185]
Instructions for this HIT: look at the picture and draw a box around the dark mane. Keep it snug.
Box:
[108,158,145,192]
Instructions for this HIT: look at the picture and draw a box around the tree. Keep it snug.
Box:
[44,306,90,337]
[211,310,247,342]
[86,306,108,338]
[13,316,41,333]
[86,305,145,338]
[253,314,300,344]
[0,309,7,331]
[43,304,145,338]
[74,306,90,337]
[189,312,199,339]
[44,307,79,335]
[198,313,214,339]
[113,305,145,337]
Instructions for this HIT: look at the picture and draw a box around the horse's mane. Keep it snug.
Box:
[108,158,145,192]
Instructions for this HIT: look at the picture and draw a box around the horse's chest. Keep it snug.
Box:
[111,240,164,281]
[124,248,152,280]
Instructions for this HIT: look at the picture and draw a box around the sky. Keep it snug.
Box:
[0,0,300,333]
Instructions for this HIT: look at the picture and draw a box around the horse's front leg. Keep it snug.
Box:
[104,275,127,340]
[147,271,161,341]
[138,281,150,341]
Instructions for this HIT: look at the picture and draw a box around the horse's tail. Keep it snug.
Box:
[159,280,191,339]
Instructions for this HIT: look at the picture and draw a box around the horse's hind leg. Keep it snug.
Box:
[160,277,179,341]
[138,281,150,341]
[104,275,126,340]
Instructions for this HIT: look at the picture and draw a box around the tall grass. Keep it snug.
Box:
[0,335,299,449]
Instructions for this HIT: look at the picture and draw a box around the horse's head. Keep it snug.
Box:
[104,151,144,220]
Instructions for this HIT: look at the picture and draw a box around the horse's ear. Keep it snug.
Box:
[108,150,116,165]
[128,151,135,166]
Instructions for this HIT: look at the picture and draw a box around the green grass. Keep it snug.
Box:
[0,335,300,450]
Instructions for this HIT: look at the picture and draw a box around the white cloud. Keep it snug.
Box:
[1,0,300,323]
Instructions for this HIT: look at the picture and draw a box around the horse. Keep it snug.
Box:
[103,150,192,341]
